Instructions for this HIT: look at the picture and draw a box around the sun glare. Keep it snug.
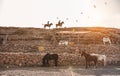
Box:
[93,13,102,21]
[0,0,120,28]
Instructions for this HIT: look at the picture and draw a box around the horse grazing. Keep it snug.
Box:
[56,21,64,28]
[44,23,53,29]
[103,37,111,45]
[81,51,98,68]
[58,40,68,45]
[42,53,58,67]
[90,53,107,66]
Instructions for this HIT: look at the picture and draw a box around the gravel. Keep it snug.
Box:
[0,66,120,76]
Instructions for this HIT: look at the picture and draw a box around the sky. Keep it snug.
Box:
[0,0,120,28]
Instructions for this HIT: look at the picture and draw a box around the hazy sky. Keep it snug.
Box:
[0,0,120,28]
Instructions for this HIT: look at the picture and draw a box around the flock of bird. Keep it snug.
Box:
[56,1,108,23]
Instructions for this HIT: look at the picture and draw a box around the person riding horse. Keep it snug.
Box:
[56,20,64,28]
[47,21,49,24]
[44,21,53,29]
[58,20,61,25]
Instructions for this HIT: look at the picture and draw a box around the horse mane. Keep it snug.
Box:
[50,23,53,25]
[61,21,64,24]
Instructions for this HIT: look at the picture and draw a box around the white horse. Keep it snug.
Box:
[91,53,107,66]
[103,37,111,45]
[58,40,68,45]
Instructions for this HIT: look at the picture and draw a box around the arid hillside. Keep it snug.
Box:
[0,27,120,66]
[0,27,120,52]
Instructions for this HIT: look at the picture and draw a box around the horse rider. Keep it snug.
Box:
[58,20,61,25]
[47,21,50,25]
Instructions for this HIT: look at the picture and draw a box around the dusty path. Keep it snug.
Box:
[0,66,120,76]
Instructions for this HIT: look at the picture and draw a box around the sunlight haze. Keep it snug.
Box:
[0,0,120,28]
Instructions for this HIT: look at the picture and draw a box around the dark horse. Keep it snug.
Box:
[44,23,53,29]
[56,21,64,28]
[81,51,98,68]
[42,53,58,67]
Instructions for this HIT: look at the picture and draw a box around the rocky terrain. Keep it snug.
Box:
[0,27,120,67]
[0,66,120,76]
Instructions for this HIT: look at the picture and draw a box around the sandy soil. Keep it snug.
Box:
[0,66,120,76]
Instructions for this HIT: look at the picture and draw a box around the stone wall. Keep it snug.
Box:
[0,52,119,68]
[0,53,83,67]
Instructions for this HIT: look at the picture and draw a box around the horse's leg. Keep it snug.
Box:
[109,40,111,45]
[56,25,57,28]
[94,61,97,68]
[42,60,44,66]
[103,41,105,44]
[45,59,48,66]
[104,57,106,66]
[86,61,88,69]
[88,62,91,67]
[55,59,58,66]
[42,58,46,66]
[46,59,49,66]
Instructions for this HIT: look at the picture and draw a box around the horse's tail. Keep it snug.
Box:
[56,24,57,28]
[44,24,46,28]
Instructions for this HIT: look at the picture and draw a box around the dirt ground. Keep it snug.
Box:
[0,66,120,76]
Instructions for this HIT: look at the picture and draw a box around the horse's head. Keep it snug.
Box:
[44,24,46,28]
[80,51,86,57]
[50,23,53,25]
[61,21,64,24]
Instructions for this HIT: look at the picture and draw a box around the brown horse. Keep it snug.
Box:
[56,21,64,28]
[81,51,98,68]
[44,23,53,29]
